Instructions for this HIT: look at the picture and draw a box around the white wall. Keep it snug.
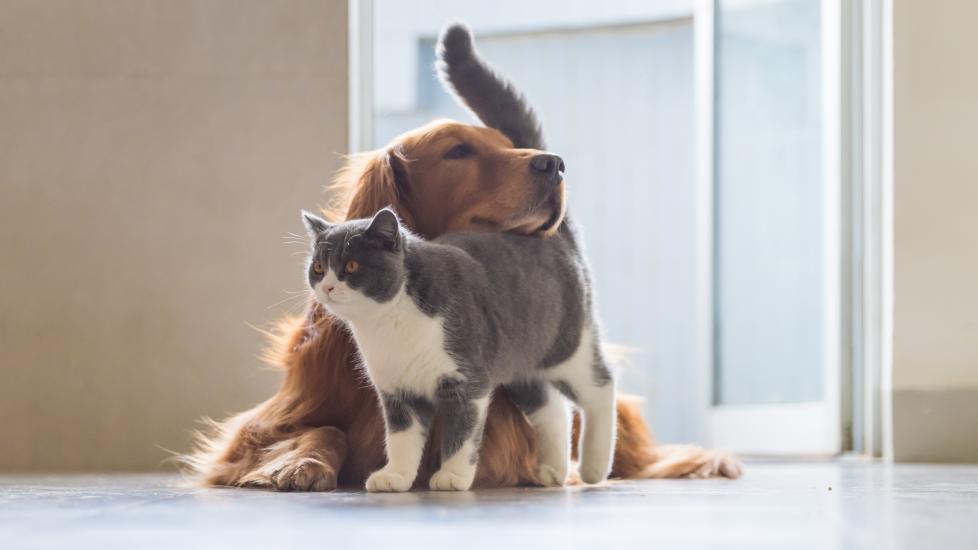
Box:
[0,0,349,471]
[892,0,978,462]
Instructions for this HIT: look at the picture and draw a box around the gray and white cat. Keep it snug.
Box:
[301,207,616,492]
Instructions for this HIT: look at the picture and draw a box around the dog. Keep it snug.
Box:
[184,24,741,490]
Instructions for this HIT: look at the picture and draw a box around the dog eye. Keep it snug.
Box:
[443,144,473,159]
[312,262,325,274]
[345,260,360,274]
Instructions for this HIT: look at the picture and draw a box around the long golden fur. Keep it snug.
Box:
[185,120,741,490]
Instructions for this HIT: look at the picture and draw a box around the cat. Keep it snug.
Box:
[301,207,616,492]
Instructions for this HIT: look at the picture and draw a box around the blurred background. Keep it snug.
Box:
[1,0,976,472]
[370,0,824,447]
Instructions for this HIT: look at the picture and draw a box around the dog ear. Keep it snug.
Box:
[342,149,416,229]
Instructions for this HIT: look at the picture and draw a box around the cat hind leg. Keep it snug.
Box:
[547,328,617,485]
[574,379,616,484]
[505,380,570,487]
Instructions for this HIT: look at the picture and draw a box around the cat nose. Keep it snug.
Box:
[324,284,335,294]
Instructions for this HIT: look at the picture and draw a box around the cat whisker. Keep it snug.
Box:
[282,233,310,244]
[283,298,310,316]
[266,291,312,310]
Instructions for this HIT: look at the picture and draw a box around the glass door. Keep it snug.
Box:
[702,0,842,455]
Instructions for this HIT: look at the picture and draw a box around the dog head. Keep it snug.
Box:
[335,119,566,239]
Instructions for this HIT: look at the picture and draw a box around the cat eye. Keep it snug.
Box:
[312,261,325,275]
[443,143,473,159]
[345,260,360,274]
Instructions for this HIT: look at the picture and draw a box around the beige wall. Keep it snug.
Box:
[893,0,978,461]
[0,0,348,471]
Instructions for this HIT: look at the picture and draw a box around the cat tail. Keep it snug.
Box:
[436,22,546,150]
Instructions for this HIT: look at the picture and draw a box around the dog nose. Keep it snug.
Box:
[530,153,565,183]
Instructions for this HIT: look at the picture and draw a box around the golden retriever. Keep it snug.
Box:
[185,23,741,489]
[185,118,741,490]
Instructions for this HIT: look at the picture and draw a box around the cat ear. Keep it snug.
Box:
[364,207,402,251]
[301,210,331,238]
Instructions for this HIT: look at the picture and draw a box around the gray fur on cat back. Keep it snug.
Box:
[303,209,595,389]
[436,23,545,150]
[407,229,590,385]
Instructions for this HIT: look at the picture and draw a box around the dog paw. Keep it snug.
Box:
[366,469,414,492]
[239,477,273,490]
[429,469,474,491]
[682,451,743,480]
[719,455,744,479]
[274,458,337,492]
[565,469,583,486]
[536,463,568,487]
[709,452,743,479]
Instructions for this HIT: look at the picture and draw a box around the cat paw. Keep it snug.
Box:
[429,469,475,491]
[578,461,610,485]
[273,458,337,492]
[365,469,414,492]
[536,463,568,487]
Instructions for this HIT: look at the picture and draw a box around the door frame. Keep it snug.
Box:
[845,0,894,460]
[695,0,844,455]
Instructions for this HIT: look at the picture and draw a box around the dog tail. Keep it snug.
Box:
[609,396,744,480]
[436,22,546,150]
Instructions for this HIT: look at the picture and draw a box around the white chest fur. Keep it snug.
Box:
[343,289,460,398]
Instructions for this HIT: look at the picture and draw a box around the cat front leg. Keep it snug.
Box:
[366,391,434,492]
[553,371,617,485]
[575,379,617,484]
[429,377,490,491]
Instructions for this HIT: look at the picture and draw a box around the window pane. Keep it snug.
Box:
[714,0,823,405]
[372,2,700,441]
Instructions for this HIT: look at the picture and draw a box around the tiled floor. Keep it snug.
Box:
[1,461,977,549]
